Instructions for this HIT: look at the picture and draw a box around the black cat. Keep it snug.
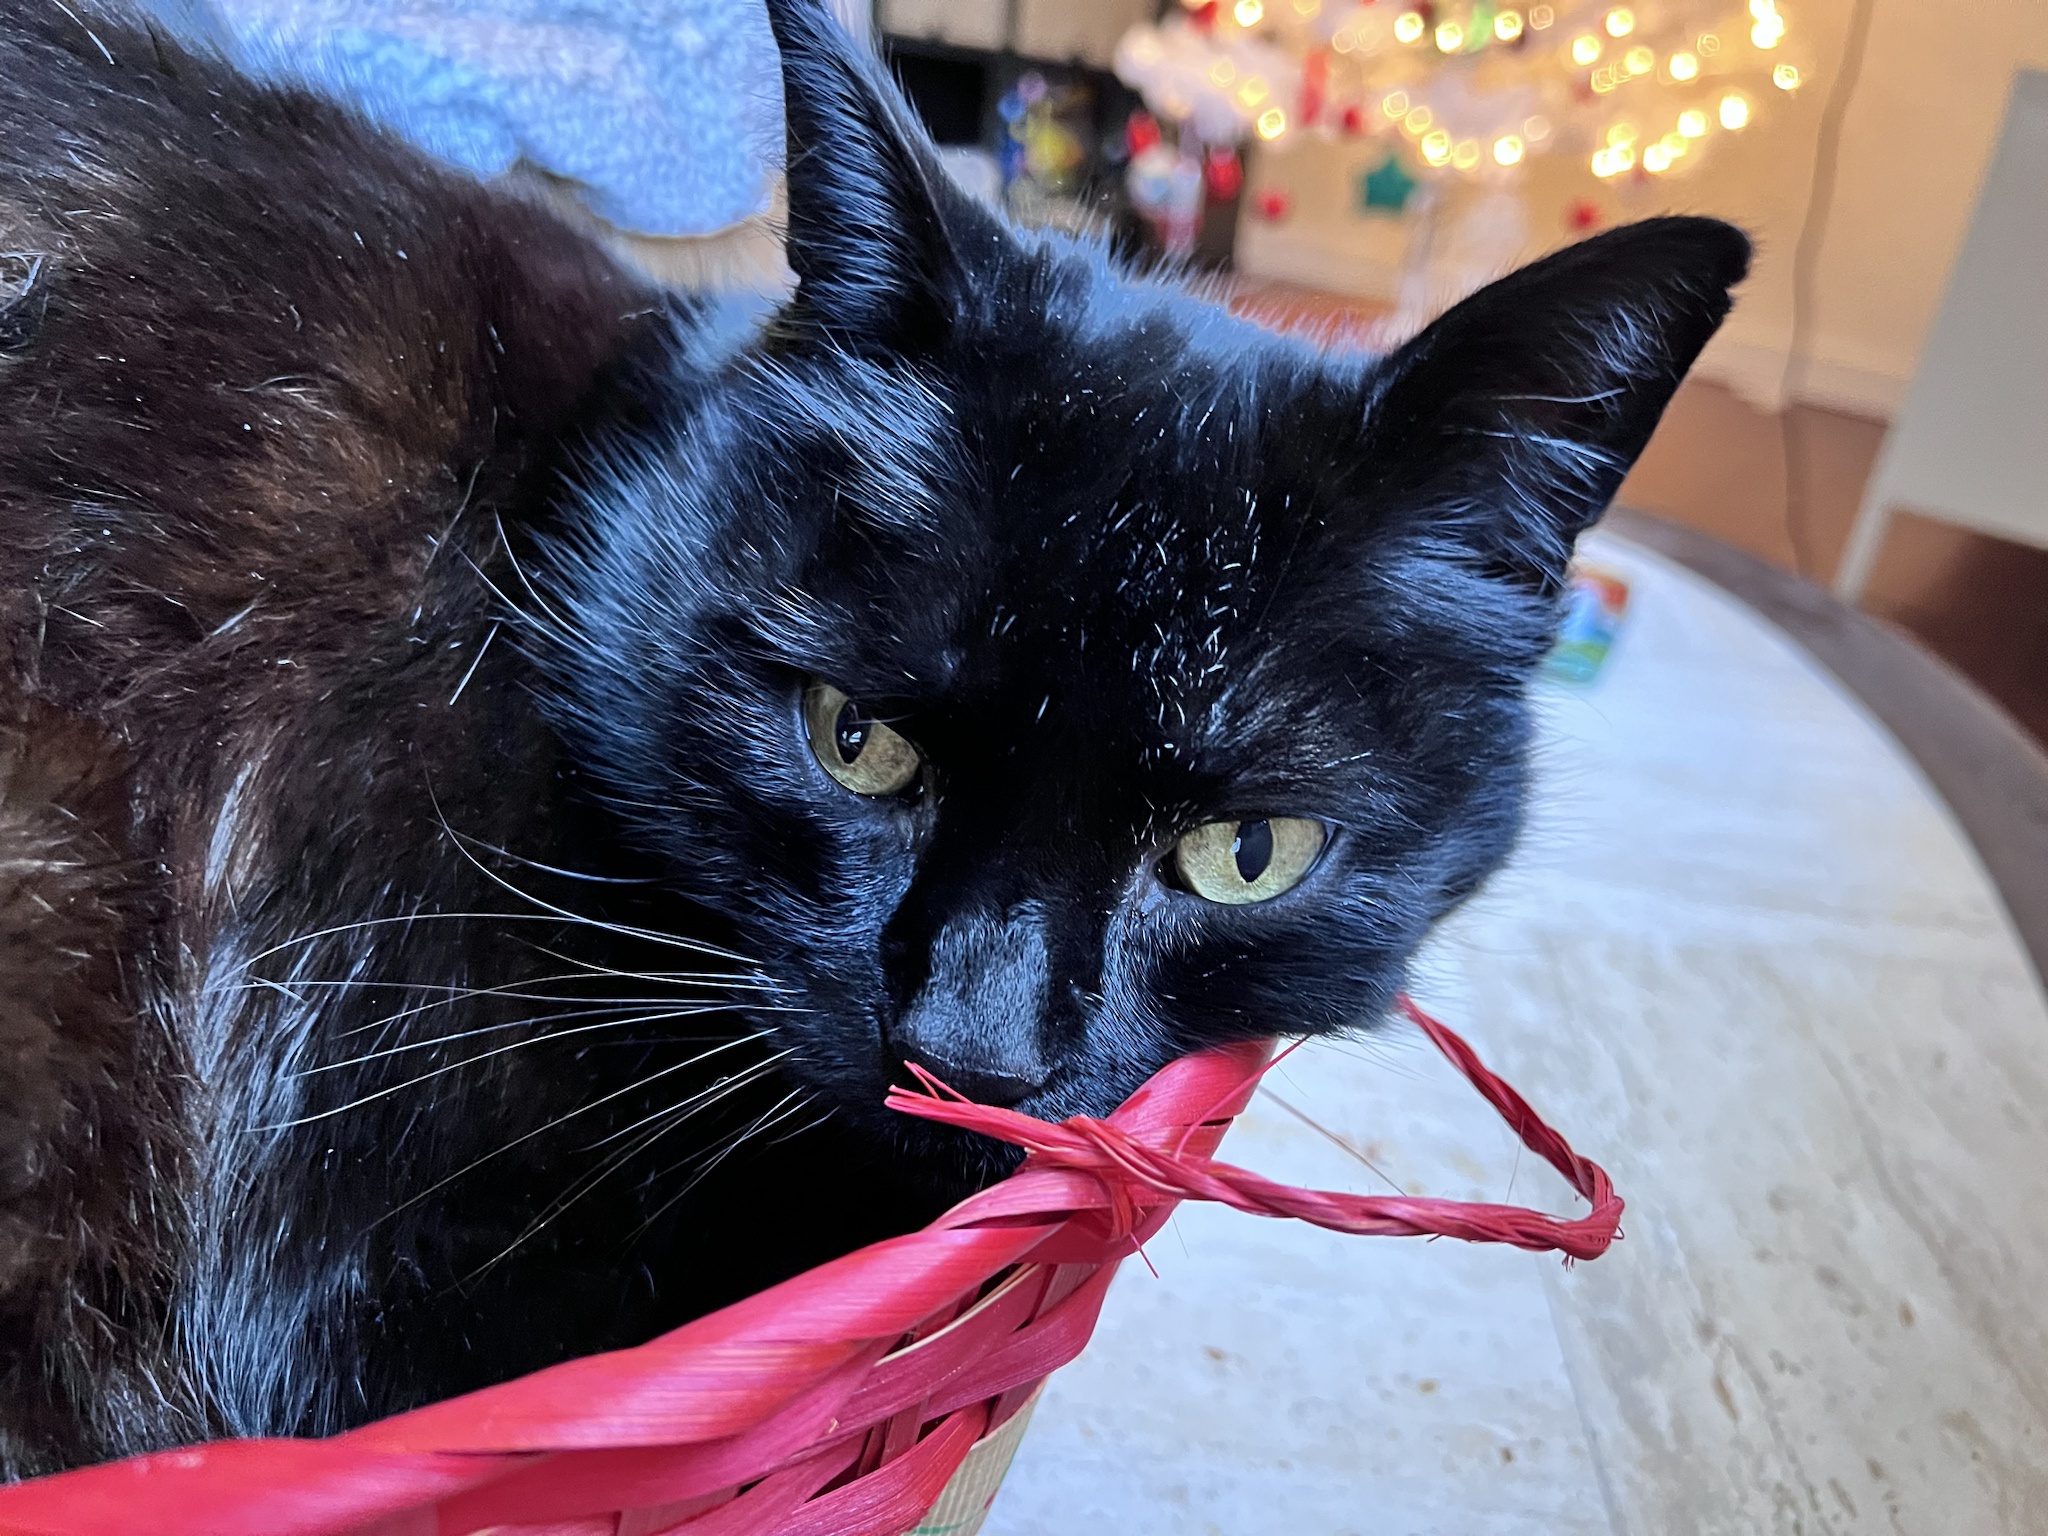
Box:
[0,0,1747,1477]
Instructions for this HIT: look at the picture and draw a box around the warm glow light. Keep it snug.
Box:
[1404,104,1434,132]
[1604,8,1635,37]
[1495,10,1525,41]
[1698,32,1722,54]
[1669,50,1700,81]
[1606,122,1638,145]
[1524,114,1553,141]
[1720,91,1751,129]
[1293,0,1321,12]
[1752,14,1786,47]
[1529,5,1555,28]
[1436,20,1465,50]
[1748,0,1777,17]
[1643,143,1673,173]
[1234,0,1265,25]
[1382,90,1411,118]
[1209,59,1238,85]
[1774,62,1803,89]
[1591,65,1617,92]
[1237,78,1270,106]
[1394,10,1427,43]
[1256,106,1288,138]
[1421,129,1453,164]
[1625,46,1653,74]
[1678,108,1709,137]
[1571,33,1602,64]
[1452,139,1481,169]
[1592,143,1636,177]
[1493,133,1526,165]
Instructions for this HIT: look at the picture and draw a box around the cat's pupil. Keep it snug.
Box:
[1232,819,1273,883]
[833,700,871,764]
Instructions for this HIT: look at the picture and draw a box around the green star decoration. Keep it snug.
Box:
[1359,151,1418,216]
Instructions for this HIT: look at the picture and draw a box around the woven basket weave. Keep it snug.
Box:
[0,1000,1620,1536]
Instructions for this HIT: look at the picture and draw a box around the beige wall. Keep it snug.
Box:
[1242,0,2048,420]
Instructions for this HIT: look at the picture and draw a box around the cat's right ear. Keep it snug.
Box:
[762,0,1000,350]
[1346,216,1749,594]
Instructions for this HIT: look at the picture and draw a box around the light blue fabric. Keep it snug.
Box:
[145,0,782,238]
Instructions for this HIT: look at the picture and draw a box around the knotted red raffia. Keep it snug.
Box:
[0,998,1621,1536]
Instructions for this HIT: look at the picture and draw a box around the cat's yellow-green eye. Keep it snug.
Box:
[1173,816,1327,905]
[805,682,922,797]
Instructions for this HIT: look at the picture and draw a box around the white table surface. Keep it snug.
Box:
[988,532,2048,1536]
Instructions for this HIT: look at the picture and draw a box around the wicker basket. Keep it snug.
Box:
[0,1001,1619,1536]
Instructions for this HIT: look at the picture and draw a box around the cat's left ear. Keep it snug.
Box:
[1355,216,1750,592]
[762,0,1001,349]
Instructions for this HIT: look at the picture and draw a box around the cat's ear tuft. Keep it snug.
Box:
[762,0,999,349]
[1361,216,1750,591]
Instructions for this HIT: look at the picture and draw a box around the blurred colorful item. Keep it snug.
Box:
[1254,186,1293,220]
[1546,563,1632,684]
[1358,147,1419,212]
[998,69,1098,226]
[1114,0,1810,187]
[1125,122,1209,253]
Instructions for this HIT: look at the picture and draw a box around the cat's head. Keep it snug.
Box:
[537,1,1747,1169]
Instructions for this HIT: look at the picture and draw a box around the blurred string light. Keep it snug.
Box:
[1116,0,1812,187]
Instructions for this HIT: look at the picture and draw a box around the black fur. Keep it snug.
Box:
[0,0,1747,1476]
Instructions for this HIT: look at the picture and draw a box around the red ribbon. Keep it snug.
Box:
[0,999,1618,1536]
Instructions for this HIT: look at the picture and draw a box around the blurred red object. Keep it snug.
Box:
[0,1000,1618,1536]
[1124,109,1161,158]
[1300,50,1327,126]
[1566,199,1603,231]
[1340,102,1368,135]
[1203,145,1244,201]
[1254,188,1292,221]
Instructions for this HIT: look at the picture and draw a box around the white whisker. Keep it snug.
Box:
[437,821,658,886]
[368,1039,788,1229]
[630,1089,817,1239]
[241,909,750,971]
[255,1007,776,1128]
[300,1003,779,1077]
[461,1053,796,1280]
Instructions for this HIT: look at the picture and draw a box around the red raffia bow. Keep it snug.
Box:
[0,998,1619,1536]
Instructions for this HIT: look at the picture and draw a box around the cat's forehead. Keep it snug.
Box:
[782,311,1355,731]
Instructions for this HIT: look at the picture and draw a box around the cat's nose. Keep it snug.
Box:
[884,905,1053,1108]
[888,1032,1048,1109]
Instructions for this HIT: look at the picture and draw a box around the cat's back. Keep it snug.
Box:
[0,0,653,713]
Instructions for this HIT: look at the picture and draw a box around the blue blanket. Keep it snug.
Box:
[145,0,783,238]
